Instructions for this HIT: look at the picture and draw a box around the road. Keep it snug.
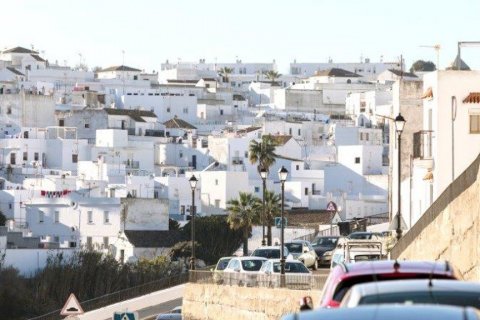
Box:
[140,298,183,320]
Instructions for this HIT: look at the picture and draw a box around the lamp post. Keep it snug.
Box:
[278,166,288,287]
[189,175,198,270]
[260,167,268,246]
[394,113,406,240]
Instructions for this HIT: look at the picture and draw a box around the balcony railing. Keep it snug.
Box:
[413,130,433,159]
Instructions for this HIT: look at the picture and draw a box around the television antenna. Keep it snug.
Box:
[419,44,441,69]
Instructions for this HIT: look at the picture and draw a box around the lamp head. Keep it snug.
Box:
[260,167,268,180]
[394,113,406,133]
[189,174,198,190]
[278,166,288,182]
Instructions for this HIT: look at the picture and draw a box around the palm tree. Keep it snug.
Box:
[218,67,233,84]
[264,70,282,85]
[249,135,278,245]
[227,192,261,256]
[263,191,282,245]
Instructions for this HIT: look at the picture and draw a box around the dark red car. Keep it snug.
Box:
[319,260,460,308]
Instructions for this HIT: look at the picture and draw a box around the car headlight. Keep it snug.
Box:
[323,250,332,257]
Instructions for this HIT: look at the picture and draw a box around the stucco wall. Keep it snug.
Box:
[183,283,321,320]
[391,153,480,281]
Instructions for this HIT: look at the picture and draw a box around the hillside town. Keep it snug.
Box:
[0,43,478,279]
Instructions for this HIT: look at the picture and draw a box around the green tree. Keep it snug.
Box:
[410,60,436,72]
[249,135,278,245]
[264,70,282,84]
[181,215,243,265]
[263,191,282,243]
[227,192,261,256]
[218,67,233,83]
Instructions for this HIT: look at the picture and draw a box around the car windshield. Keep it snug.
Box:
[285,243,303,253]
[241,259,264,271]
[253,249,281,259]
[349,233,372,239]
[360,291,480,308]
[353,254,381,262]
[312,237,338,246]
[272,262,310,273]
[216,259,231,271]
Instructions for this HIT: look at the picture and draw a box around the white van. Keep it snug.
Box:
[330,239,385,269]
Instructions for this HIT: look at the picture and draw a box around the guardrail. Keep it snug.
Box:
[28,272,189,320]
[189,270,327,290]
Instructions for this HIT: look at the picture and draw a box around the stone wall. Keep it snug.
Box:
[391,153,480,281]
[183,283,322,320]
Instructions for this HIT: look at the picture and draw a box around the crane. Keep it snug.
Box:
[419,44,441,69]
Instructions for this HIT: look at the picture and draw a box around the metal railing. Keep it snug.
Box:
[28,272,189,320]
[189,270,327,290]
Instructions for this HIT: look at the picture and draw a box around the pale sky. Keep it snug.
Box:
[1,0,479,73]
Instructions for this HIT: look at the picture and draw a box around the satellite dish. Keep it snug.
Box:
[70,201,78,209]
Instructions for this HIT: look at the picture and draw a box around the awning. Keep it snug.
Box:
[423,171,433,181]
[421,87,433,99]
[463,92,480,104]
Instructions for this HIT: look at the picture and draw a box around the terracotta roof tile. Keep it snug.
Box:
[421,87,433,99]
[99,65,141,72]
[163,117,197,129]
[463,92,480,104]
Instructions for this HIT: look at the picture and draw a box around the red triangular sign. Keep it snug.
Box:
[60,293,84,316]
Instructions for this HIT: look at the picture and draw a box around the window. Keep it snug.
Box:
[215,199,221,208]
[305,188,309,195]
[179,151,183,158]
[39,211,44,223]
[298,129,301,135]
[215,179,219,185]
[355,157,361,164]
[470,114,480,133]
[220,110,224,115]
[59,119,65,127]
[289,128,292,135]
[10,153,16,165]
[23,152,28,161]
[244,151,248,158]
[254,186,260,193]
[84,123,90,128]
[180,205,185,215]
[87,211,93,223]
[296,165,300,170]
[86,237,93,249]
[54,211,59,223]
[104,211,109,224]
[103,237,109,248]
[183,107,188,114]
[54,236,60,243]
[34,152,39,161]
[72,154,78,163]
[9,203,12,209]
[167,107,171,113]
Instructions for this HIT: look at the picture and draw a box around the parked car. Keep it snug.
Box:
[223,256,267,286]
[347,231,383,240]
[317,260,459,308]
[341,279,480,309]
[258,258,311,289]
[330,238,385,268]
[155,306,182,320]
[282,304,480,320]
[284,240,318,270]
[212,256,233,284]
[251,246,292,260]
[310,236,339,267]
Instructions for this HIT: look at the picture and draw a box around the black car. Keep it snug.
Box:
[310,236,339,266]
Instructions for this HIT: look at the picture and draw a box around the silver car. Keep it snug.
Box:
[285,240,318,270]
[341,279,480,308]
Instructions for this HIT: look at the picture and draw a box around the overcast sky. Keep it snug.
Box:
[1,0,479,73]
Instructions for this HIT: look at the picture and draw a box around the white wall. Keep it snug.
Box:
[3,248,76,276]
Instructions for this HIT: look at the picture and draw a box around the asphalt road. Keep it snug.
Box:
[140,297,183,320]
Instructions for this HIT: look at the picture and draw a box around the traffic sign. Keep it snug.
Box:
[113,311,138,320]
[60,293,84,316]
[326,201,337,212]
[275,217,287,228]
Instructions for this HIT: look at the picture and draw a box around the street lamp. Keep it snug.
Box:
[189,174,198,270]
[278,166,288,287]
[260,167,268,246]
[394,113,406,240]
